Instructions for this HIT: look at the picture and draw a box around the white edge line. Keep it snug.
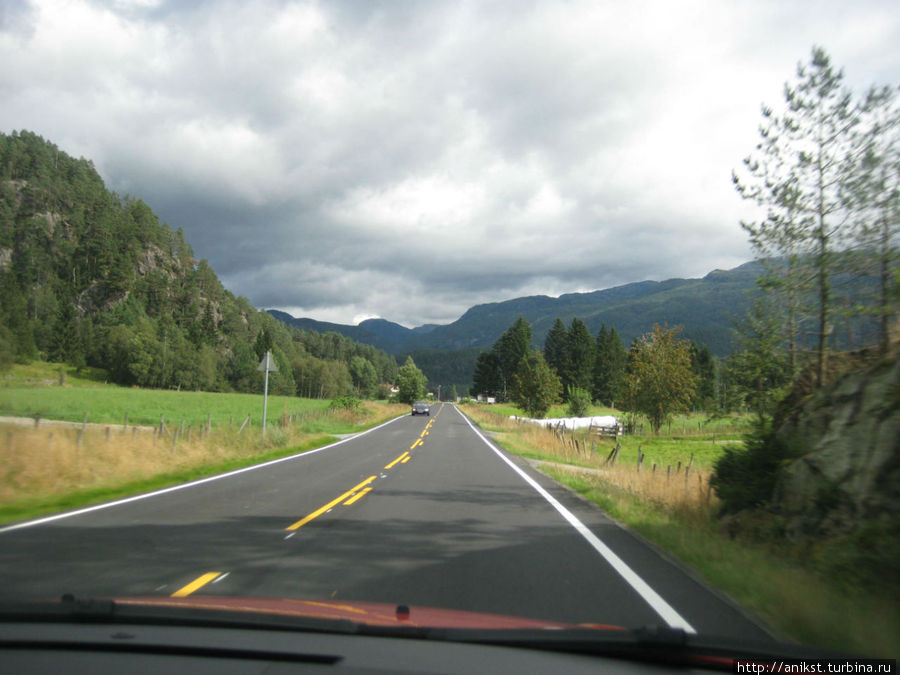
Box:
[455,406,696,634]
[0,415,406,534]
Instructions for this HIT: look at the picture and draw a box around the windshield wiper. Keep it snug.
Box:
[0,596,859,670]
[0,595,367,636]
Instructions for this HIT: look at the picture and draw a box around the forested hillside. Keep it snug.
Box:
[0,130,397,396]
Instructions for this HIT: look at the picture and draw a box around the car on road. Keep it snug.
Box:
[411,401,431,416]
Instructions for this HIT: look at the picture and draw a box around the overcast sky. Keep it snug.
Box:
[2,1,899,327]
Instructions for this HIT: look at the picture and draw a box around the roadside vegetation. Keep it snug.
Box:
[461,47,899,658]
[0,362,406,524]
[461,403,898,658]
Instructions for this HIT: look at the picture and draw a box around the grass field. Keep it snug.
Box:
[460,403,899,658]
[0,362,407,523]
[0,362,334,429]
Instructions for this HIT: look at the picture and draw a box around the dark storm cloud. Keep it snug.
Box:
[2,0,898,326]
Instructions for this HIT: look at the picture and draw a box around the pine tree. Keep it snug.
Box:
[689,342,716,411]
[543,318,568,377]
[564,318,595,397]
[593,324,626,407]
[844,85,900,354]
[493,316,532,401]
[471,350,502,399]
[734,47,862,384]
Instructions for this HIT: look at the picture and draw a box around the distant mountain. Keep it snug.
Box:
[403,262,765,356]
[269,262,765,358]
[358,318,419,346]
[265,311,397,352]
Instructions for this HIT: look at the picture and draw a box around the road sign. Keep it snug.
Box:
[258,350,277,438]
[257,351,278,372]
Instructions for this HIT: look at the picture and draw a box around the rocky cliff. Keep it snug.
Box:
[772,354,900,536]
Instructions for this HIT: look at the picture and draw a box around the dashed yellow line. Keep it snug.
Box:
[385,451,409,469]
[286,476,376,531]
[343,487,372,506]
[171,572,223,597]
[410,438,423,450]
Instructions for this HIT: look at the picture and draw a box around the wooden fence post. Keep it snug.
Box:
[238,415,251,433]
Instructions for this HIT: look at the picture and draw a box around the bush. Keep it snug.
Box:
[710,417,803,514]
[329,396,361,411]
[566,386,592,417]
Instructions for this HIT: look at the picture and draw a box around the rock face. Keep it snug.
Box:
[772,356,900,536]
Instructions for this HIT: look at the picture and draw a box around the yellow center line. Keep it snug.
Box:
[171,572,222,598]
[385,451,409,469]
[343,487,372,506]
[286,475,377,531]
[401,456,410,464]
[410,438,423,450]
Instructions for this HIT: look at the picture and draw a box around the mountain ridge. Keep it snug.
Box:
[269,261,766,358]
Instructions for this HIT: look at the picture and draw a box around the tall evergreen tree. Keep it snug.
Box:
[564,318,595,397]
[735,47,862,384]
[493,316,532,401]
[845,85,900,354]
[723,297,791,418]
[543,317,568,377]
[689,342,716,411]
[470,350,502,399]
[593,324,626,407]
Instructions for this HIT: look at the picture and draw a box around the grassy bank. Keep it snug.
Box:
[0,362,335,429]
[0,362,406,524]
[461,404,899,658]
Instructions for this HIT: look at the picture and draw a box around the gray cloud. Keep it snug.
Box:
[2,0,899,327]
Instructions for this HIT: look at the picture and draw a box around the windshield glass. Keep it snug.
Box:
[0,0,897,666]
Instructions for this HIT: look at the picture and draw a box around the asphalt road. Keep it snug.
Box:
[0,403,772,639]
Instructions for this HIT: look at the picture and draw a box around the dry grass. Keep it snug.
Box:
[462,404,717,513]
[0,400,404,511]
[3,426,285,503]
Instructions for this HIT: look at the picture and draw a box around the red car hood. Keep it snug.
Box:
[114,596,624,632]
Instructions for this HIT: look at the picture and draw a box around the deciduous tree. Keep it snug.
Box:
[624,324,697,434]
[511,350,561,419]
[396,356,427,404]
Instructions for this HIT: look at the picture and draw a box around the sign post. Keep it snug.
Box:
[257,350,278,439]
